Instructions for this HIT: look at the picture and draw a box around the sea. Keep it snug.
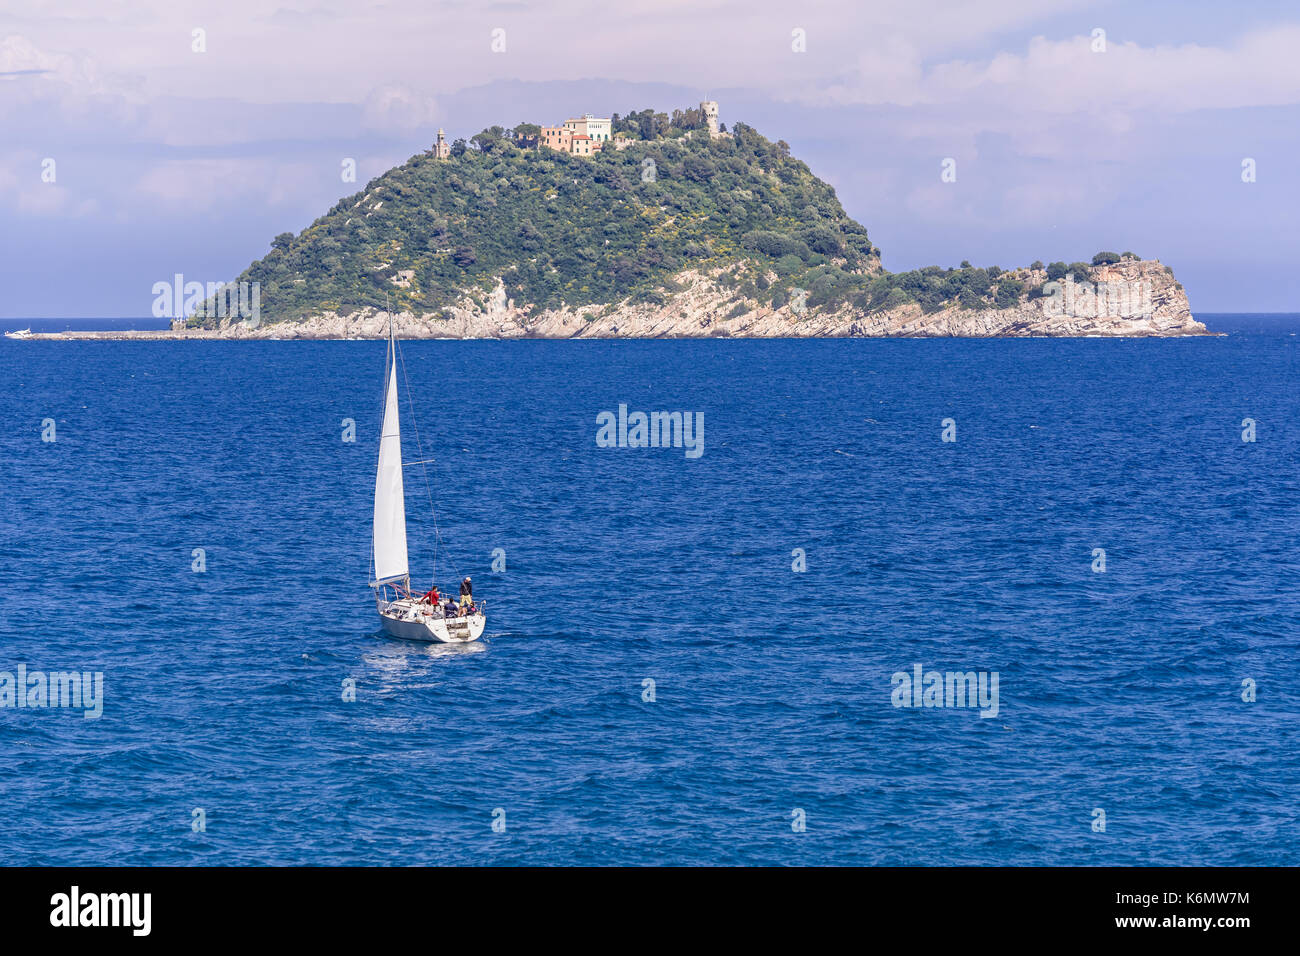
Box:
[0,313,1297,865]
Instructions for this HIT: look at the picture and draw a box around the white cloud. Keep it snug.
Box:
[131,158,319,211]
[3,2,1298,313]
[0,149,99,218]
[7,6,1299,129]
[361,85,441,131]
[823,26,1300,112]
[14,183,98,217]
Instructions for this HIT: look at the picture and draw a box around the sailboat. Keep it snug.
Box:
[370,318,486,643]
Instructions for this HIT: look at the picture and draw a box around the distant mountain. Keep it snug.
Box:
[191,108,1206,338]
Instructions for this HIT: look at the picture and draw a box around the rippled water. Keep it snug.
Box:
[1,324,1297,865]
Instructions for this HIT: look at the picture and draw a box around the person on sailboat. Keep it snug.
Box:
[421,585,440,605]
[459,576,473,611]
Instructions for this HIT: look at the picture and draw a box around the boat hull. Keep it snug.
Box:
[379,607,486,644]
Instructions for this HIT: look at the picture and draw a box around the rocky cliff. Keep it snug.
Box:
[195,256,1203,339]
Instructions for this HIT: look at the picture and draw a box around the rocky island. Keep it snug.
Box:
[32,104,1209,340]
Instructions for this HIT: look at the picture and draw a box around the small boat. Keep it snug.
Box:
[4,328,32,339]
[370,317,486,643]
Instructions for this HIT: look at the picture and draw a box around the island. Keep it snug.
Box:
[32,103,1209,340]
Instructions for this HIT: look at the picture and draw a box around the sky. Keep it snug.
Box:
[2,0,1299,317]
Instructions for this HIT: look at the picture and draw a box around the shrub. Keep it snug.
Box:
[995,278,1025,308]
[743,230,812,261]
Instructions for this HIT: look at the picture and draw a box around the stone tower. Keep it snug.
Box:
[433,128,450,159]
[700,100,719,137]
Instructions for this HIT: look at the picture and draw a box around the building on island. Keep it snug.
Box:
[538,105,723,155]
[541,125,573,152]
[564,114,611,144]
[433,128,451,159]
[541,112,611,155]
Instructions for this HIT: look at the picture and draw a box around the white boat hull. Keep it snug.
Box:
[378,603,486,643]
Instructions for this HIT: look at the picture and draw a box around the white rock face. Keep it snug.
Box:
[28,259,1208,341]
[216,259,1205,339]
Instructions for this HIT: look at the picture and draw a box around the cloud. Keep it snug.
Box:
[0,148,99,218]
[821,25,1300,113]
[3,3,1299,313]
[0,34,143,139]
[15,183,98,217]
[0,33,107,93]
[131,158,321,211]
[361,85,441,131]
[8,6,1299,124]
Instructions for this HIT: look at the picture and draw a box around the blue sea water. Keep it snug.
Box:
[1,318,1298,866]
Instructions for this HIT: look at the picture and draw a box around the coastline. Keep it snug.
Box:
[9,325,1216,342]
[10,260,1211,341]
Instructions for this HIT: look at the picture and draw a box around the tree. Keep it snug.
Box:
[271,232,294,253]
[1091,250,1121,265]
[807,226,843,256]
[670,107,707,131]
[682,154,716,183]
[471,126,508,153]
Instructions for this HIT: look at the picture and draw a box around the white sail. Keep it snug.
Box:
[371,344,409,585]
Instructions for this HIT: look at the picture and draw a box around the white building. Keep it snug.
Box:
[563,114,612,144]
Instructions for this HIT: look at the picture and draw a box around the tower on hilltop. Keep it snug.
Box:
[700,101,719,137]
